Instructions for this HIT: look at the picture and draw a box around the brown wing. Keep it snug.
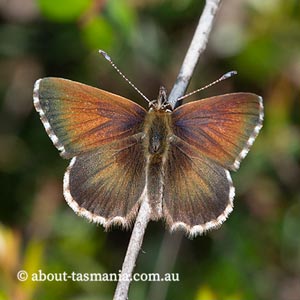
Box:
[172,93,263,170]
[163,136,234,237]
[33,77,147,158]
[63,134,147,228]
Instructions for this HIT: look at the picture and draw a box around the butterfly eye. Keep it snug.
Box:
[162,103,173,112]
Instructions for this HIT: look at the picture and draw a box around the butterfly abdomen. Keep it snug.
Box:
[143,111,173,218]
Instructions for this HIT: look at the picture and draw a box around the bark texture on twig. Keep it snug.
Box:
[113,200,151,300]
[113,1,222,299]
[168,0,222,109]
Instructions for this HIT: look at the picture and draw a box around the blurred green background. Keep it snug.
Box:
[0,0,300,299]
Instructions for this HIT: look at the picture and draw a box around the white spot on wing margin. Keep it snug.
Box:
[233,96,264,170]
[33,78,66,155]
[170,169,235,238]
[63,156,145,228]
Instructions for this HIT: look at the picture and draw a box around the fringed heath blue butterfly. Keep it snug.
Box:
[33,51,263,237]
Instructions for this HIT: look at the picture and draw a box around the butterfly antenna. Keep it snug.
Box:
[99,50,150,103]
[176,71,238,102]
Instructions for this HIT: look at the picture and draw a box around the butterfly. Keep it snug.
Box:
[33,67,263,237]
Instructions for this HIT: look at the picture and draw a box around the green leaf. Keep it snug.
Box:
[37,0,91,22]
[81,17,114,50]
[107,0,136,38]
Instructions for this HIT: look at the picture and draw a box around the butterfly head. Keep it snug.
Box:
[149,86,172,112]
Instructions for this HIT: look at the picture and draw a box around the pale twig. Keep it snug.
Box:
[168,0,222,109]
[113,200,151,300]
[113,1,222,299]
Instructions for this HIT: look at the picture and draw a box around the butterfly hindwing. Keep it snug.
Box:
[163,136,234,236]
[64,134,147,227]
[33,78,147,158]
[172,93,263,170]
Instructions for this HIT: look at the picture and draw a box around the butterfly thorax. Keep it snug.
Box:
[143,110,173,160]
[144,85,174,162]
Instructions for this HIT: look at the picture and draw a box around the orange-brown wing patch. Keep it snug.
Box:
[172,93,263,170]
[33,77,146,158]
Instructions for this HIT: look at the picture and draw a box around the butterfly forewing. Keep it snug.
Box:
[172,93,263,170]
[33,78,147,158]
